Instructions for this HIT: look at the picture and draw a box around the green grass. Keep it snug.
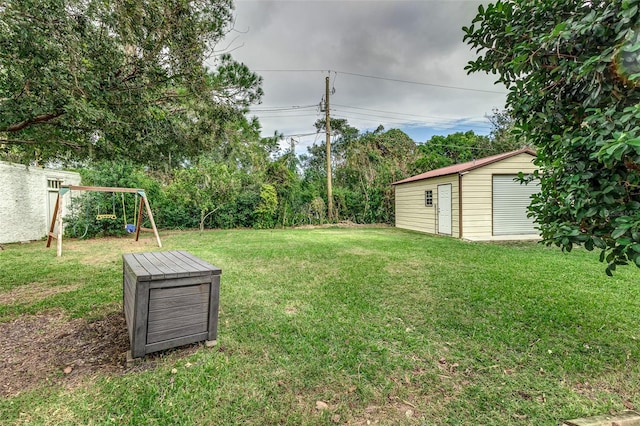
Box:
[1,227,640,425]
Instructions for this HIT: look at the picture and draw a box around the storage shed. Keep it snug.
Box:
[0,161,81,244]
[392,148,539,241]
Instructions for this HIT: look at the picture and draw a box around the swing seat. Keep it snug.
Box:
[96,214,117,220]
[125,224,136,233]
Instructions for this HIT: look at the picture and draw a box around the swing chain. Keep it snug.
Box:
[96,192,117,220]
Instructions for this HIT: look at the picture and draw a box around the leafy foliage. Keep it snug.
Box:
[254,184,278,229]
[302,124,417,223]
[464,0,640,273]
[415,131,486,172]
[168,158,240,231]
[0,0,262,167]
[413,128,522,174]
[486,108,521,153]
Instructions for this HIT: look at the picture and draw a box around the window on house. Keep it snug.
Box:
[47,179,61,190]
[425,190,433,207]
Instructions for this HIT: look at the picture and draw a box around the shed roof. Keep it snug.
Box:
[392,147,536,185]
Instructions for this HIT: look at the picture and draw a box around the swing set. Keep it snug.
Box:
[46,185,162,257]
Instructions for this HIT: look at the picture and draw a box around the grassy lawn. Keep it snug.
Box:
[1,227,639,425]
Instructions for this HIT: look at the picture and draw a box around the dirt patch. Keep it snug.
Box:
[0,310,128,397]
[0,310,202,398]
[63,236,159,266]
[0,283,80,305]
[284,304,299,315]
[348,400,421,425]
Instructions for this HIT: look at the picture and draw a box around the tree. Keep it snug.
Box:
[414,131,491,173]
[464,0,640,274]
[486,108,522,154]
[168,158,239,231]
[302,121,419,223]
[254,184,278,229]
[0,0,262,166]
[335,127,416,223]
[312,117,359,173]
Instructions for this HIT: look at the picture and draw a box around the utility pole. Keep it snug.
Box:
[288,137,297,171]
[325,75,333,221]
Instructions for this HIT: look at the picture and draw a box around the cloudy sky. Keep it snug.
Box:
[219,0,505,154]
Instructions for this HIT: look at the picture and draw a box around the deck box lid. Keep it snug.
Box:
[123,251,221,281]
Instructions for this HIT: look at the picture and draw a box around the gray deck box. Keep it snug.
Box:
[123,251,221,358]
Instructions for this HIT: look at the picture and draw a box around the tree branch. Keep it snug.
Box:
[0,138,82,150]
[4,112,65,132]
[0,138,38,145]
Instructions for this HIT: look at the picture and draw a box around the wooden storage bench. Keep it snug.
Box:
[123,251,221,358]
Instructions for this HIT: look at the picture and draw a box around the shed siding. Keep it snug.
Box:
[0,162,81,244]
[395,175,459,237]
[460,153,537,241]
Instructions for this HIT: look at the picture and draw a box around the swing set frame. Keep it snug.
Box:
[46,185,162,257]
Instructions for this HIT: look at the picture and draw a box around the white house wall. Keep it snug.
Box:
[394,174,459,237]
[0,162,81,244]
[461,153,538,241]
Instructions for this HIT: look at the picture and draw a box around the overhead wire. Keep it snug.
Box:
[330,108,492,129]
[248,104,317,112]
[246,69,500,144]
[335,70,504,94]
[281,131,322,138]
[331,114,492,134]
[252,69,505,94]
[331,103,488,122]
[248,103,491,129]
[251,113,321,119]
[330,70,338,94]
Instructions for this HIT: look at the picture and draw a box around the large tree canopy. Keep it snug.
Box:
[0,0,262,165]
[464,0,640,274]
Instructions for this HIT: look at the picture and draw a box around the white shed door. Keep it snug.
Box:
[492,175,539,236]
[438,184,452,235]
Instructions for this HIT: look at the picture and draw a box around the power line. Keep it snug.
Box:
[331,106,491,127]
[281,132,320,138]
[245,71,499,141]
[250,103,492,128]
[248,104,317,112]
[250,113,320,119]
[333,103,435,118]
[252,69,328,73]
[336,70,504,94]
[252,69,505,94]
[331,113,492,132]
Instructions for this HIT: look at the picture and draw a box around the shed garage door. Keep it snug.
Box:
[492,175,539,236]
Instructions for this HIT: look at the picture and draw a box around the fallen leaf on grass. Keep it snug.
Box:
[316,401,329,411]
